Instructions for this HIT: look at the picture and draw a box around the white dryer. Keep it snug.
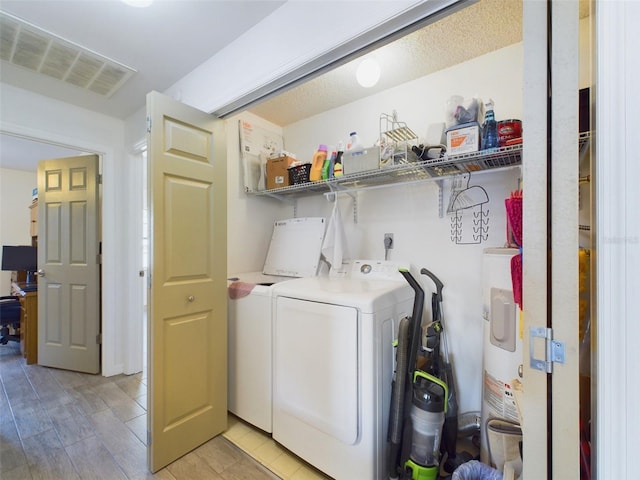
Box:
[271,260,415,480]
[227,217,325,433]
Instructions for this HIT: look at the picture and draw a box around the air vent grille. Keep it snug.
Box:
[0,11,136,97]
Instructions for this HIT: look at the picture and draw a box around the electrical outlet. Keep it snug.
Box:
[384,233,394,249]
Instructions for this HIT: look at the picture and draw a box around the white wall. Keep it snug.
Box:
[223,111,290,274]
[0,168,37,294]
[164,0,461,115]
[260,43,524,414]
[0,83,128,376]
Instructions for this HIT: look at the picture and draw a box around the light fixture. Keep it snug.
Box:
[121,0,153,7]
[356,57,381,88]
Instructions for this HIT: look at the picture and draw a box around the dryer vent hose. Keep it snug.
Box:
[458,411,481,437]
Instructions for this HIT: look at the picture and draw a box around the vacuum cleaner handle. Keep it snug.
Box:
[420,267,444,303]
[399,269,424,380]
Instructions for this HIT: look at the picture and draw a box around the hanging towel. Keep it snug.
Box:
[227,281,256,299]
[511,252,523,310]
[321,200,349,270]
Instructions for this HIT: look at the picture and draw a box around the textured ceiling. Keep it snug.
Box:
[249,0,523,126]
[249,0,590,127]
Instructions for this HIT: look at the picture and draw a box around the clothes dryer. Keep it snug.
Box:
[227,217,325,433]
[271,260,414,480]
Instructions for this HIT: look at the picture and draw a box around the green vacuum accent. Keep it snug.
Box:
[413,370,449,414]
[404,459,439,480]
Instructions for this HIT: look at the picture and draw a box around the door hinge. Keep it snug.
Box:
[96,333,102,345]
[146,116,152,133]
[97,253,102,265]
[147,431,152,446]
[529,326,565,373]
[147,272,152,290]
[97,173,103,185]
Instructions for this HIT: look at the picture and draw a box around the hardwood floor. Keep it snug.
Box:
[0,342,281,479]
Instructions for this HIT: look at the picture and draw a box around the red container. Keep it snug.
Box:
[497,119,522,147]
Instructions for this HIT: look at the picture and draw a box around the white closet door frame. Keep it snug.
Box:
[522,1,550,477]
[595,1,640,478]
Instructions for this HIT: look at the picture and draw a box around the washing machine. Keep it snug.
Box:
[227,217,326,433]
[271,260,415,480]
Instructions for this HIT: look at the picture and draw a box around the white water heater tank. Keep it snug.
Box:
[480,248,523,464]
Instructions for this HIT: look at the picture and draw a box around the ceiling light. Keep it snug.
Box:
[121,0,153,7]
[356,58,380,88]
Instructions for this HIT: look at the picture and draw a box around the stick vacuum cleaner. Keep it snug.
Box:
[420,268,461,474]
[388,268,462,480]
[388,269,449,480]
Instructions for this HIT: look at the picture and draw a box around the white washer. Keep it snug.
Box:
[228,217,325,433]
[271,260,415,480]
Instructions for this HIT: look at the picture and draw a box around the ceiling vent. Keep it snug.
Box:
[0,11,136,97]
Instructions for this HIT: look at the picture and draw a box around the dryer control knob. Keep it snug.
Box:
[360,264,372,274]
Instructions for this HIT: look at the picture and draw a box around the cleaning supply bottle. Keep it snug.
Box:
[310,144,328,182]
[347,131,363,152]
[333,142,344,177]
[482,99,498,150]
[322,149,335,180]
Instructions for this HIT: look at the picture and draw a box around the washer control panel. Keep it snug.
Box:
[348,260,409,281]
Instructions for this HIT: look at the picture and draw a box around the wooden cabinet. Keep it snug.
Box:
[12,283,38,365]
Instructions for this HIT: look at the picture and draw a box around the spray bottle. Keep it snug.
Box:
[482,99,498,150]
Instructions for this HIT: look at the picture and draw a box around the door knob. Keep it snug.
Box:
[187,295,195,302]
[37,269,46,277]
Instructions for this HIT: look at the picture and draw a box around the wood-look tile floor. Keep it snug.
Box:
[0,342,330,480]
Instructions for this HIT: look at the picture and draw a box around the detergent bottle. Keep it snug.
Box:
[333,142,344,177]
[347,131,363,153]
[322,149,335,180]
[310,144,328,182]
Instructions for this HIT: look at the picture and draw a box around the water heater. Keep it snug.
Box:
[480,248,523,464]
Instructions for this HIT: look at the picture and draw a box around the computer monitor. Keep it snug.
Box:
[1,245,38,272]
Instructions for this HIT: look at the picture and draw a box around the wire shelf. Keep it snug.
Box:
[251,143,523,197]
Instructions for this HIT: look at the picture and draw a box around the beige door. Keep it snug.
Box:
[522,2,581,478]
[37,154,101,374]
[146,91,227,472]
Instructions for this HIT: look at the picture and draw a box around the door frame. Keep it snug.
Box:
[0,125,120,376]
[123,139,147,376]
[594,1,640,477]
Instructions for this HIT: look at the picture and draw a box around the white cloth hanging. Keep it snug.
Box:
[321,199,349,271]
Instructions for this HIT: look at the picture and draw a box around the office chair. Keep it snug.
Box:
[0,296,21,345]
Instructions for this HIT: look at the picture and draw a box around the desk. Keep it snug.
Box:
[11,283,38,365]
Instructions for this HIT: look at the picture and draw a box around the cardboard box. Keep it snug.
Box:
[266,156,296,189]
[446,122,480,155]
